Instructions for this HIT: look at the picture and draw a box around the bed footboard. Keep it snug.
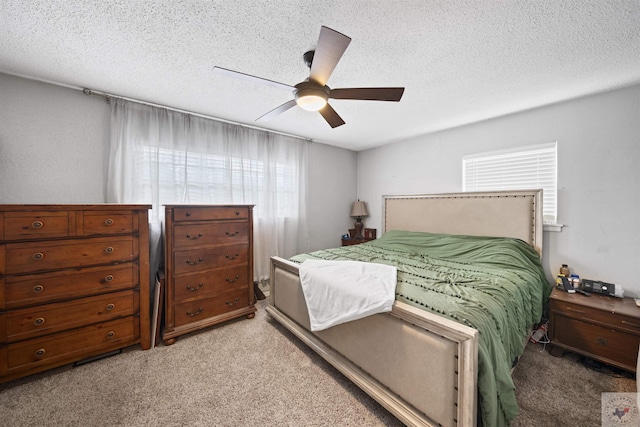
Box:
[267,256,479,427]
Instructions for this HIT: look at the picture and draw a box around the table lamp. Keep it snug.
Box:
[350,200,369,239]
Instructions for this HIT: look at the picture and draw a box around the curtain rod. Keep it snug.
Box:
[82,88,312,143]
[3,72,310,142]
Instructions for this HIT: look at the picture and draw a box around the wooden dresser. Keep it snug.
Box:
[0,204,151,383]
[549,287,640,372]
[162,205,256,345]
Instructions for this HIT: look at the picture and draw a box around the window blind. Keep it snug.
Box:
[463,142,557,223]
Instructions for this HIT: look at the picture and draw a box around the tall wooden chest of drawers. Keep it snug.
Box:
[0,204,151,383]
[162,205,256,345]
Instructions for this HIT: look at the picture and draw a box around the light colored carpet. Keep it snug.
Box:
[0,299,636,426]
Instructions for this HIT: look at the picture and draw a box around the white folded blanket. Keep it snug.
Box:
[299,259,397,331]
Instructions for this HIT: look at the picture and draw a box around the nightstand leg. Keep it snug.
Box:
[549,345,566,358]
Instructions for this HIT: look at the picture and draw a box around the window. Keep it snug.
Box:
[109,97,309,282]
[462,142,558,224]
[137,146,298,220]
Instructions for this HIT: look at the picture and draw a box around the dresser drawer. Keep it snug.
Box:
[554,315,640,368]
[173,245,248,275]
[81,211,133,236]
[5,236,134,274]
[3,211,70,241]
[4,264,136,309]
[173,222,249,249]
[551,299,640,334]
[4,317,136,374]
[2,290,136,342]
[174,290,250,327]
[172,206,249,222]
[174,266,249,302]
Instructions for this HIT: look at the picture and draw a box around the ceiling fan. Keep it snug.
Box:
[213,26,405,128]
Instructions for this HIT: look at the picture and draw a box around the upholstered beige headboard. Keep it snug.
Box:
[383,190,543,255]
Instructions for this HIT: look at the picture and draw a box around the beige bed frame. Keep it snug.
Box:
[267,190,543,427]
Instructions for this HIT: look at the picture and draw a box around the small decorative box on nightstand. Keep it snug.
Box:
[548,287,640,372]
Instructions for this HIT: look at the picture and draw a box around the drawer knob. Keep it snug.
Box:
[186,282,204,291]
[33,284,44,293]
[186,257,204,265]
[32,220,44,229]
[106,331,115,339]
[104,218,114,226]
[225,231,240,237]
[32,252,44,261]
[104,274,114,282]
[226,275,240,283]
[185,233,203,240]
[235,210,240,215]
[225,253,239,260]
[186,307,203,317]
[106,303,115,311]
[104,247,114,254]
[226,298,240,307]
[34,348,46,358]
[33,317,45,326]
[595,337,608,347]
[185,211,192,217]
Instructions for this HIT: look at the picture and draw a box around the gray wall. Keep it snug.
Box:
[0,73,109,203]
[307,142,357,251]
[0,72,357,251]
[357,85,640,296]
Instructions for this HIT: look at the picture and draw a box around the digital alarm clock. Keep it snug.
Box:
[581,279,615,296]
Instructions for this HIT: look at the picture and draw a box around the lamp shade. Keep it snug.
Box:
[350,200,369,218]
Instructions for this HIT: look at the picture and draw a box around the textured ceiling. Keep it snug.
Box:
[1,0,639,151]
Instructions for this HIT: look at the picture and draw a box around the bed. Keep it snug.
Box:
[266,190,549,427]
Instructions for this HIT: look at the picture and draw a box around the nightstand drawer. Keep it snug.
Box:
[554,315,640,368]
[551,299,640,333]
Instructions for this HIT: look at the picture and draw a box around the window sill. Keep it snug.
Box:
[544,223,564,232]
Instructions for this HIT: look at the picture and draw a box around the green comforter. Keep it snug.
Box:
[290,230,551,427]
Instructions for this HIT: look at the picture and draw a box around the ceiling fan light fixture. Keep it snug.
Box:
[295,88,328,111]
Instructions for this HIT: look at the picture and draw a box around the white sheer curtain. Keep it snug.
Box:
[107,98,309,281]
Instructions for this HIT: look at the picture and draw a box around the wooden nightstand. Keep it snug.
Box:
[342,228,376,246]
[548,287,640,372]
[342,237,373,246]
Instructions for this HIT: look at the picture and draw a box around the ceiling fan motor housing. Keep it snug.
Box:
[294,81,329,111]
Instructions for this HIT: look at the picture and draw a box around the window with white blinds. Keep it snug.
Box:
[462,142,557,224]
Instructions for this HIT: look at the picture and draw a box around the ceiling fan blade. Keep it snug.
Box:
[213,66,294,92]
[309,26,351,86]
[256,99,297,122]
[318,103,346,128]
[329,87,405,102]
